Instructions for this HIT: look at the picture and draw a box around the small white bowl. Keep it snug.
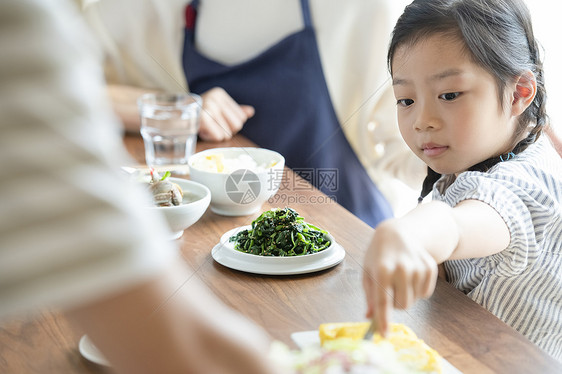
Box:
[148,178,211,239]
[211,226,346,275]
[188,147,285,216]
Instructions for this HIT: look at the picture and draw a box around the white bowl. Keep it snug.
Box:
[188,147,285,216]
[148,178,211,239]
[211,226,346,275]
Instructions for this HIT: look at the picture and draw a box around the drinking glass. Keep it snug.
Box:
[138,92,202,175]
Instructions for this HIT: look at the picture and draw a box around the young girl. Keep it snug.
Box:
[362,0,562,361]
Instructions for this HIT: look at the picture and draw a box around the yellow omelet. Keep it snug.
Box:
[204,154,225,173]
[319,322,443,373]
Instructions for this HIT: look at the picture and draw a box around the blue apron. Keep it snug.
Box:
[182,0,393,227]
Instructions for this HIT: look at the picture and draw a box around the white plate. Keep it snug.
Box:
[291,330,463,374]
[211,226,345,275]
[121,164,190,176]
[79,335,110,367]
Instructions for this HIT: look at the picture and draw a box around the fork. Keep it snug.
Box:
[363,318,379,341]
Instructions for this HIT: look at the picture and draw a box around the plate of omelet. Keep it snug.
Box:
[271,322,463,373]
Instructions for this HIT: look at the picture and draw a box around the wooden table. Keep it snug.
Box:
[1,135,560,374]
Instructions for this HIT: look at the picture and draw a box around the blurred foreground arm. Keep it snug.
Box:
[0,1,279,373]
[67,262,281,374]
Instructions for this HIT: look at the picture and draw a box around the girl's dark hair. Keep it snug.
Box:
[388,0,548,201]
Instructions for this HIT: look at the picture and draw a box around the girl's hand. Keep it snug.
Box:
[362,219,438,336]
[199,87,254,141]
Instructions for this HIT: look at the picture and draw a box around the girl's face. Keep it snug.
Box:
[391,34,519,175]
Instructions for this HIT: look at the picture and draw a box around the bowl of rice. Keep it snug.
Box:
[188,147,285,216]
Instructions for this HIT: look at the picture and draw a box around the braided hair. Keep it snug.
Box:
[388,0,548,202]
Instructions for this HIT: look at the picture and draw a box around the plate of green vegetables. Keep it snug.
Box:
[211,208,345,275]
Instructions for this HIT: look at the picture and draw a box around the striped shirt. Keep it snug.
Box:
[0,0,177,319]
[435,136,562,361]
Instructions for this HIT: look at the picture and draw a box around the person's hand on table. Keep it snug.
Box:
[362,219,438,336]
[199,87,255,141]
[106,85,254,140]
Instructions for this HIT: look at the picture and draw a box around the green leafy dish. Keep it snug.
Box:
[229,208,331,257]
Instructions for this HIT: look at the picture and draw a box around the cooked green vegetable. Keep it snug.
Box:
[160,170,171,181]
[229,208,331,256]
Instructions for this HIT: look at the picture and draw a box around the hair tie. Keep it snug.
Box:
[500,152,516,162]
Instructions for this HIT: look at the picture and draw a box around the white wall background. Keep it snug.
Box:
[527,1,561,133]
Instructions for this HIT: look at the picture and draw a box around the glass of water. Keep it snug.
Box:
[138,92,202,175]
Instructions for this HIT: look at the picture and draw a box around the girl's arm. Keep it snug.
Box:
[363,199,510,335]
